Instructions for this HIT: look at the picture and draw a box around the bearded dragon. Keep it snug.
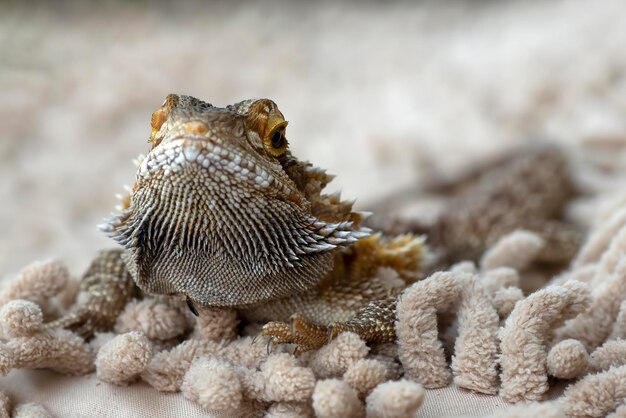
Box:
[46,94,582,351]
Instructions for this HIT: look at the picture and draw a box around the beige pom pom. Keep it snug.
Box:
[0,305,93,375]
[256,353,315,403]
[308,332,369,379]
[0,259,68,306]
[89,332,116,353]
[39,329,95,375]
[607,403,626,418]
[96,331,153,385]
[312,379,364,418]
[368,343,401,380]
[547,339,588,379]
[368,354,402,381]
[481,267,520,294]
[115,299,189,340]
[500,281,591,402]
[142,339,226,392]
[238,353,315,404]
[574,207,626,268]
[452,274,500,395]
[365,380,424,418]
[397,270,499,393]
[450,261,477,274]
[142,336,273,394]
[492,287,524,319]
[224,335,270,369]
[396,272,461,388]
[181,357,242,412]
[193,307,238,342]
[0,300,43,337]
[0,390,10,418]
[550,264,599,287]
[0,346,13,377]
[610,300,626,340]
[598,220,626,275]
[265,402,313,418]
[13,402,52,418]
[561,364,626,418]
[555,257,626,351]
[588,339,626,372]
[343,359,388,398]
[481,230,544,271]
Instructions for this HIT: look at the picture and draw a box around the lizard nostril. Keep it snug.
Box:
[184,121,209,135]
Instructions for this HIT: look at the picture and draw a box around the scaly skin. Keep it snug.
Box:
[48,95,582,350]
[97,94,425,350]
[43,249,136,339]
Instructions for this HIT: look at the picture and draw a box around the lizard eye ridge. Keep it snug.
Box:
[245,99,290,156]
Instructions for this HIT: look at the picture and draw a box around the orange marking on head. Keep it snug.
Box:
[149,95,180,148]
[184,121,209,135]
[151,109,168,134]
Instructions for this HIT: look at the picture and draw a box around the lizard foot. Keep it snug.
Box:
[262,297,398,352]
[43,250,137,339]
[262,313,332,353]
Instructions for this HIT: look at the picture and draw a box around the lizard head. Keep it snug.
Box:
[102,94,370,307]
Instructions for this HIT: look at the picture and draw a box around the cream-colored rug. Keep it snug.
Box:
[0,372,525,417]
[2,1,626,417]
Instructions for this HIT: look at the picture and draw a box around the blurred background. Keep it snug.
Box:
[1,0,626,277]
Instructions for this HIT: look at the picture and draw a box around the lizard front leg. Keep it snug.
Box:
[43,249,137,339]
[254,233,424,351]
[258,146,584,352]
[261,296,398,352]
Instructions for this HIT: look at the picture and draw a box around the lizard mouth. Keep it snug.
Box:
[139,135,242,174]
[137,135,294,197]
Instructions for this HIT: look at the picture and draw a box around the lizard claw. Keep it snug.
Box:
[266,335,273,356]
[186,297,199,317]
[261,314,330,352]
[261,297,399,352]
[261,321,294,345]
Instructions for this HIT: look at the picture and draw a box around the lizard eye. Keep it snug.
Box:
[263,121,289,156]
[271,129,286,149]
